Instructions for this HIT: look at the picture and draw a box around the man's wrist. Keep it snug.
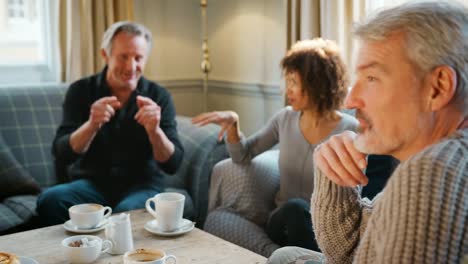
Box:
[148,126,164,143]
[86,120,101,132]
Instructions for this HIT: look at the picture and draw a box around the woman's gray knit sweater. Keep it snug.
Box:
[311,129,467,263]
[228,106,357,206]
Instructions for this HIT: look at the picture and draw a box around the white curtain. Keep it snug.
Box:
[287,0,367,76]
[319,0,366,74]
[59,0,135,82]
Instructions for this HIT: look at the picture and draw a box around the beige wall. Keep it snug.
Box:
[134,0,285,135]
[134,0,202,81]
[208,0,285,85]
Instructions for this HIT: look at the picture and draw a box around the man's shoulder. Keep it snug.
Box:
[414,129,467,163]
[381,130,467,211]
[400,129,467,180]
[139,77,174,109]
[68,72,101,91]
[139,77,170,96]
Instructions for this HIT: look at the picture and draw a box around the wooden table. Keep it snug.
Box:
[0,209,267,263]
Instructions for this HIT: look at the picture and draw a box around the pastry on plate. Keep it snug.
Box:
[0,252,19,264]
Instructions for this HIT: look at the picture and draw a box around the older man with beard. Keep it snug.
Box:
[268,1,467,263]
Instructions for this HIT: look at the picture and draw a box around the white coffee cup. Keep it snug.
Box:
[105,213,134,255]
[62,235,112,264]
[69,203,112,229]
[123,248,176,264]
[145,192,185,232]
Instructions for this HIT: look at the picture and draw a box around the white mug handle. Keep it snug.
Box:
[101,240,113,254]
[145,198,157,218]
[103,206,112,218]
[164,255,177,264]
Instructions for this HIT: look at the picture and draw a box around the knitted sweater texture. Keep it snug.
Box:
[311,129,467,264]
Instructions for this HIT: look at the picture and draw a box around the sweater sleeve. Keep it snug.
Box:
[227,108,283,163]
[355,136,467,263]
[310,167,375,264]
[312,130,467,264]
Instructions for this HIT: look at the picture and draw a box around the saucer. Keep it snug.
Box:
[63,219,108,233]
[144,218,195,236]
[18,256,39,264]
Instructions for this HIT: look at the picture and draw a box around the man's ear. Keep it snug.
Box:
[427,65,457,111]
[100,49,108,62]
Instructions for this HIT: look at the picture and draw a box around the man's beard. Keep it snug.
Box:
[355,110,372,134]
[353,109,405,155]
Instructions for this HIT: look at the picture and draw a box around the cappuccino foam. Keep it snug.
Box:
[127,248,164,262]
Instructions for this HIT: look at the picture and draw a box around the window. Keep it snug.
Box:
[7,0,28,22]
[0,0,59,84]
[365,0,409,14]
[367,0,468,13]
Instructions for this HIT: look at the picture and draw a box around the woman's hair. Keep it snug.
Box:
[281,38,348,116]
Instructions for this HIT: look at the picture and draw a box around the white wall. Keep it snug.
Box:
[134,0,285,135]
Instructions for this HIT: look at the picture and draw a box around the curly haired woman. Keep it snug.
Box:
[192,38,358,250]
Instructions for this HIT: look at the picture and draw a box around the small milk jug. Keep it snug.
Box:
[105,213,134,255]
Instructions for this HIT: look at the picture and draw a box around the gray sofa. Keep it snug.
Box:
[204,150,281,257]
[0,84,229,235]
[204,150,397,257]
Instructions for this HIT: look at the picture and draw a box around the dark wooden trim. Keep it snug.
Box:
[286,0,292,50]
[295,0,301,42]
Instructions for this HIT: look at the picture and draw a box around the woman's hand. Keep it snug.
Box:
[192,111,240,142]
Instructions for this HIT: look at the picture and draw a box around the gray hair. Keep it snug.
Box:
[354,1,468,114]
[101,21,152,56]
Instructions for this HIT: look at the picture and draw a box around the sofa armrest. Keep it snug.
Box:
[208,150,280,226]
[165,116,229,225]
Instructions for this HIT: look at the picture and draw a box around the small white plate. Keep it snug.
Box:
[18,256,39,264]
[144,218,195,236]
[63,219,108,233]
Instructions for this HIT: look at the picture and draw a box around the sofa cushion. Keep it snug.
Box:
[0,135,40,200]
[164,116,229,224]
[0,204,23,232]
[208,150,280,226]
[3,195,37,221]
[164,117,223,189]
[0,85,67,188]
[204,209,280,257]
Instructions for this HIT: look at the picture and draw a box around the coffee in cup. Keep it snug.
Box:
[123,248,176,264]
[69,203,112,229]
[145,192,185,232]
